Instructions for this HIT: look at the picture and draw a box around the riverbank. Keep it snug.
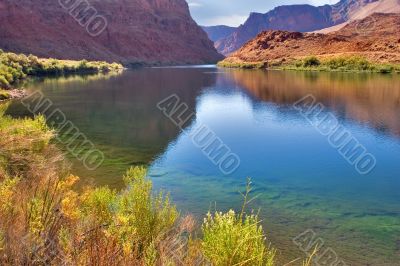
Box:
[218,55,400,73]
[0,89,27,101]
[1,97,321,264]
[0,50,123,100]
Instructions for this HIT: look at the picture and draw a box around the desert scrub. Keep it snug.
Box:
[0,108,190,265]
[202,179,276,266]
[0,105,56,179]
[287,56,400,73]
[325,56,372,71]
[219,54,400,74]
[218,60,267,69]
[0,109,278,265]
[302,56,321,67]
[202,210,275,266]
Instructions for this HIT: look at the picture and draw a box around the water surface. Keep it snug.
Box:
[7,68,400,265]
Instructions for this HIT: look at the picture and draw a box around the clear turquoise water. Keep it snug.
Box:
[7,67,400,265]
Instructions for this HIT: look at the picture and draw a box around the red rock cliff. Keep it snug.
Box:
[0,0,223,65]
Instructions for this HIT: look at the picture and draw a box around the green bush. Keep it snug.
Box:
[202,210,275,266]
[0,90,10,100]
[217,61,267,69]
[377,64,394,74]
[0,110,279,265]
[303,56,321,67]
[325,56,372,71]
[0,51,123,90]
[201,180,275,266]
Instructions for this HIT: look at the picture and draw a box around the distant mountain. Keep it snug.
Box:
[316,0,400,33]
[221,13,400,65]
[202,25,236,43]
[213,0,379,55]
[0,0,223,65]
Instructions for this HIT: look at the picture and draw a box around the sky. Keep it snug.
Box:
[187,0,339,26]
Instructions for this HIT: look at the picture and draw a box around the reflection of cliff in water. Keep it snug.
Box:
[222,69,400,138]
[6,68,216,184]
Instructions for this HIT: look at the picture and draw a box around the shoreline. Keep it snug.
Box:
[1,51,124,102]
[218,56,400,74]
[0,89,27,102]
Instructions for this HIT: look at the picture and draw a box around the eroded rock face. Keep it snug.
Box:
[0,0,223,65]
[222,13,400,64]
[214,0,378,55]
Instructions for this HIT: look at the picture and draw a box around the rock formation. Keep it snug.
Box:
[0,0,223,65]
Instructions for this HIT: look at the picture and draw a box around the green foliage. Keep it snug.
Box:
[79,59,88,68]
[302,56,321,67]
[0,110,54,179]
[107,166,178,256]
[0,90,10,100]
[0,112,277,265]
[201,179,275,266]
[377,64,394,73]
[202,210,275,266]
[218,61,267,69]
[219,55,400,74]
[81,186,117,225]
[0,51,123,90]
[0,177,20,214]
[326,56,371,71]
[291,56,400,73]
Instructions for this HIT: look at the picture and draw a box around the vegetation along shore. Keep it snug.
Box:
[0,50,123,101]
[0,50,316,265]
[218,55,400,73]
[219,13,400,73]
[0,103,321,265]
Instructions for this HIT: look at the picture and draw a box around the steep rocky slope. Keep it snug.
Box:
[316,0,400,33]
[214,0,379,55]
[0,0,223,65]
[221,13,400,65]
[202,25,236,43]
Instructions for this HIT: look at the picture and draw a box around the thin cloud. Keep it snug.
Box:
[205,15,249,27]
[188,1,203,8]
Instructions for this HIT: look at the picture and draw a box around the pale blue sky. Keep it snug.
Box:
[188,0,339,26]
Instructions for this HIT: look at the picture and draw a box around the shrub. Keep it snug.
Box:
[0,90,10,100]
[0,111,276,265]
[303,56,321,67]
[0,51,123,92]
[0,111,55,179]
[201,180,275,266]
[78,59,89,69]
[295,60,303,68]
[325,56,373,71]
[377,64,394,74]
[202,210,275,266]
